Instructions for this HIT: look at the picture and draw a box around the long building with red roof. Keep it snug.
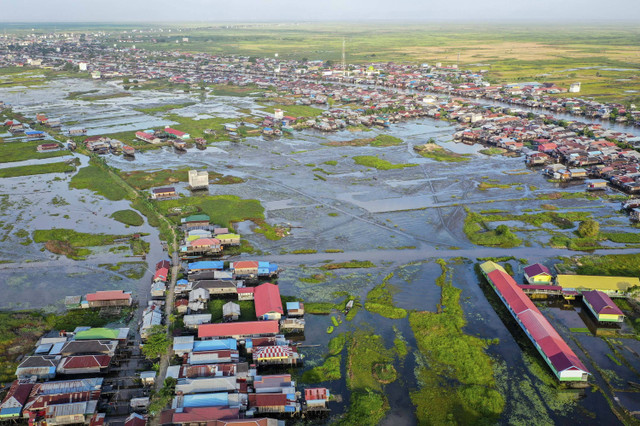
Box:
[198,321,279,339]
[480,261,589,382]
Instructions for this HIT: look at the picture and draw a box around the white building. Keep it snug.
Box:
[78,62,88,71]
[188,169,209,189]
[569,82,581,93]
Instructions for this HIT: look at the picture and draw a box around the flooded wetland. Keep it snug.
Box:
[2,77,640,424]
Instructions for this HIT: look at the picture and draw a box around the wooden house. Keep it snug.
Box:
[85,290,132,308]
[151,187,176,199]
[582,291,625,323]
[254,283,283,321]
[523,264,553,285]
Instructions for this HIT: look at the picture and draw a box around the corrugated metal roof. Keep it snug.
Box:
[556,275,640,291]
[582,290,624,316]
[254,283,283,317]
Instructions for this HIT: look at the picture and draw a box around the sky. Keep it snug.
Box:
[2,0,640,22]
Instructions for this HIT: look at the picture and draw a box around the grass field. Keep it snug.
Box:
[0,161,75,178]
[0,141,69,164]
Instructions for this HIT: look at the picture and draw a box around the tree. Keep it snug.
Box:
[577,219,599,238]
[141,325,170,360]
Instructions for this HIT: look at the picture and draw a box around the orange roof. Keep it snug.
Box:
[86,290,131,302]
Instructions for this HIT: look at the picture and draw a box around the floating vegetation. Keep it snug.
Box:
[409,260,504,424]
[364,273,407,319]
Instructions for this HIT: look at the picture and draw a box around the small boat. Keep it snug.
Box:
[122,145,135,156]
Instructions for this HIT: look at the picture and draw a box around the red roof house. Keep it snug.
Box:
[85,290,132,307]
[254,283,283,320]
[198,321,279,339]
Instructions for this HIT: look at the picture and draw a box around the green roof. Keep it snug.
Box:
[75,328,119,340]
[182,214,210,223]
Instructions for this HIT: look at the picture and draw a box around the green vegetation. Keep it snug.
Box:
[299,274,327,284]
[33,228,132,260]
[601,232,640,244]
[0,140,69,163]
[148,377,176,415]
[211,83,267,97]
[556,254,640,277]
[0,161,75,178]
[478,182,520,190]
[259,103,324,117]
[111,209,144,226]
[414,143,471,162]
[463,210,522,248]
[142,325,171,360]
[0,307,133,384]
[480,147,507,156]
[163,113,240,139]
[364,273,408,319]
[328,333,347,355]
[410,260,504,424]
[323,160,338,166]
[83,92,132,101]
[353,155,418,170]
[291,249,317,254]
[301,355,342,383]
[337,390,389,426]
[321,260,376,270]
[120,168,189,190]
[70,159,130,201]
[155,194,276,236]
[134,102,196,114]
[577,219,600,238]
[325,134,403,147]
[208,299,257,323]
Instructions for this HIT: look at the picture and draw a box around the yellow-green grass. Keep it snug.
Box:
[0,140,69,163]
[353,155,418,170]
[0,161,75,178]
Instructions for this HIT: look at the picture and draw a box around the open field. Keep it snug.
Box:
[0,140,69,164]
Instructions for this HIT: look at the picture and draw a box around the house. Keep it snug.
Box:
[159,407,241,426]
[182,238,222,255]
[188,260,224,273]
[248,393,299,414]
[124,413,147,426]
[586,179,608,191]
[175,377,240,395]
[523,264,553,285]
[223,302,241,321]
[187,350,239,365]
[181,214,211,230]
[216,234,241,246]
[59,340,118,357]
[237,287,255,301]
[191,280,237,296]
[254,283,283,321]
[74,327,129,342]
[252,374,293,393]
[151,187,176,199]
[286,301,304,317]
[556,275,640,296]
[37,143,60,152]
[0,381,34,419]
[15,356,60,380]
[56,355,111,375]
[173,336,195,357]
[135,131,161,144]
[305,388,330,409]
[176,362,248,379]
[184,314,213,330]
[156,260,171,270]
[164,127,190,140]
[252,346,299,366]
[231,261,260,277]
[582,291,625,323]
[188,170,209,189]
[175,299,189,314]
[42,401,99,425]
[279,318,305,332]
[140,371,157,386]
[198,321,279,339]
[85,290,132,307]
[154,267,168,282]
[480,262,589,382]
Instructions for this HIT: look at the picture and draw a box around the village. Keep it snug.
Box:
[2,24,640,426]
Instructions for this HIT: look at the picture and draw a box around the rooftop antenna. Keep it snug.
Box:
[342,38,346,70]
